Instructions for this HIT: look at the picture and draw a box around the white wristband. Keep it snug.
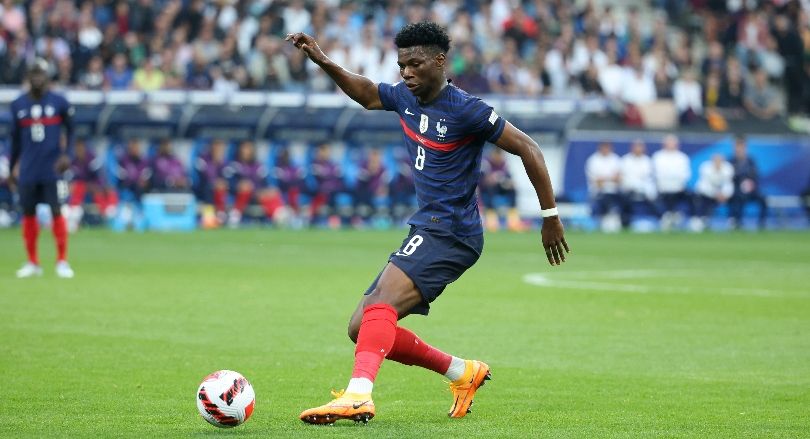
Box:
[541,207,559,218]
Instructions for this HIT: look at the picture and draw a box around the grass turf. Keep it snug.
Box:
[0,228,809,438]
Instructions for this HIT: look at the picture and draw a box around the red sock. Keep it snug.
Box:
[52,215,68,262]
[386,326,452,375]
[234,190,252,213]
[352,304,398,381]
[22,215,39,265]
[213,187,227,212]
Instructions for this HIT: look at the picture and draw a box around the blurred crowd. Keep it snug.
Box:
[1,0,809,118]
[0,139,520,230]
[585,134,775,231]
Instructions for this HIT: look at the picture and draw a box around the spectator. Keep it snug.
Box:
[150,139,189,192]
[272,148,306,221]
[620,140,658,224]
[185,51,213,89]
[694,154,734,231]
[701,40,726,77]
[389,147,416,225]
[652,135,692,230]
[571,34,608,76]
[194,139,231,218]
[0,42,27,84]
[744,68,781,120]
[772,14,806,114]
[672,69,703,124]
[68,139,113,222]
[717,57,746,116]
[354,149,389,227]
[228,140,283,226]
[79,55,105,90]
[598,50,626,100]
[729,135,768,229]
[133,57,165,91]
[310,143,347,227]
[621,60,657,106]
[578,61,603,96]
[451,43,490,95]
[483,148,524,231]
[105,53,133,90]
[586,142,623,230]
[116,139,151,201]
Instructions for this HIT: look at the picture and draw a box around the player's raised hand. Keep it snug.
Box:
[541,216,569,266]
[285,32,326,64]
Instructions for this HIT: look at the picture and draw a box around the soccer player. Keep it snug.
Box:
[287,22,569,425]
[9,60,75,278]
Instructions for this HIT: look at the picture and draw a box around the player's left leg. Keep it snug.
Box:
[47,181,73,278]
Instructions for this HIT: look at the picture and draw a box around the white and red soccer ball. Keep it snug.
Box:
[196,370,255,428]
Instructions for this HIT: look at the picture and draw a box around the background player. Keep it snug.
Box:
[9,60,75,278]
[287,22,569,425]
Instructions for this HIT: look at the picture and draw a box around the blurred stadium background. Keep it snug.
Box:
[1,0,809,233]
[2,2,810,437]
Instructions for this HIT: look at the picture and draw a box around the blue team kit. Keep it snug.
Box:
[364,82,506,314]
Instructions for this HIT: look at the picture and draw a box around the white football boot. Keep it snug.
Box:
[16,262,43,278]
[55,261,75,278]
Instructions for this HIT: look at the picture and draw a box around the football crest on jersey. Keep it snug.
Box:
[30,105,42,119]
[419,114,429,134]
[45,105,55,117]
[436,119,448,140]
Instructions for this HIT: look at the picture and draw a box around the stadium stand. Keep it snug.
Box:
[1,0,809,231]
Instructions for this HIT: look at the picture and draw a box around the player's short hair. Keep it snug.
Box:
[394,21,451,54]
[28,58,49,74]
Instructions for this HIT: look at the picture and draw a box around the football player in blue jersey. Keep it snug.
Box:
[287,22,569,424]
[9,60,75,278]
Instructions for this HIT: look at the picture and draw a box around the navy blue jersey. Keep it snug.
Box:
[9,91,74,184]
[378,82,506,236]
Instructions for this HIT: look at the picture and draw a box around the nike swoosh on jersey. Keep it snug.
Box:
[404,108,414,115]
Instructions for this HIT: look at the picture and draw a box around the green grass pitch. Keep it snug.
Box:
[1,228,809,438]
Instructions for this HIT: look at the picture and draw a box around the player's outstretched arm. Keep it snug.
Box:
[495,122,570,266]
[285,32,383,110]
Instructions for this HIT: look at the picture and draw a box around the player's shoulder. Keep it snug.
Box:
[446,84,499,119]
[48,91,70,105]
[10,92,28,108]
[447,84,494,108]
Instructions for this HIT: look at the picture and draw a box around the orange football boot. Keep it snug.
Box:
[448,360,491,418]
[299,389,375,425]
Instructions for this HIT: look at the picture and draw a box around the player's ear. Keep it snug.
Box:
[434,52,446,68]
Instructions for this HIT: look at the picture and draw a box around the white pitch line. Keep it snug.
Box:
[522,272,786,298]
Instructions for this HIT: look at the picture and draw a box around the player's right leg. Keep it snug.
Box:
[300,263,423,425]
[16,183,42,278]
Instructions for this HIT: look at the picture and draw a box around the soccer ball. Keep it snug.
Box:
[196,370,255,428]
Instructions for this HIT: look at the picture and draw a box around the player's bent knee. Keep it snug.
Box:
[347,324,359,344]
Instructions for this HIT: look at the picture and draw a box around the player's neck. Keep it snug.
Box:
[416,78,449,105]
[30,90,45,100]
